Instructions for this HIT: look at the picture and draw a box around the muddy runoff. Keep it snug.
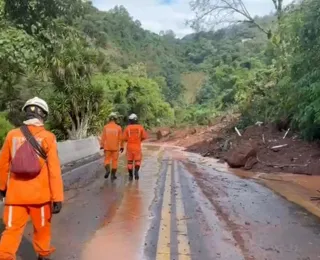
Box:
[185,151,320,219]
[10,143,320,260]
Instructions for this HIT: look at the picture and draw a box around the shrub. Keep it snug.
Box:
[0,113,13,147]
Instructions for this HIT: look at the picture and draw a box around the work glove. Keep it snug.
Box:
[120,148,124,153]
[52,202,62,214]
[0,190,6,198]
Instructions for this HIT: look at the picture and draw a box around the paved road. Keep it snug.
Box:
[12,144,320,259]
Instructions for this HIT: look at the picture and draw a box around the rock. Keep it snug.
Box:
[225,141,257,168]
[190,128,197,135]
[156,128,171,140]
[290,164,314,175]
[244,156,258,170]
[203,152,211,157]
[217,158,225,164]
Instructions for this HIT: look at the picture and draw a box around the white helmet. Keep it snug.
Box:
[22,97,49,114]
[128,113,138,120]
[109,112,117,119]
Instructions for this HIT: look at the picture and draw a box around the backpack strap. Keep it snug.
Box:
[20,125,47,160]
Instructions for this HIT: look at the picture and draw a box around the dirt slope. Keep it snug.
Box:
[152,117,320,176]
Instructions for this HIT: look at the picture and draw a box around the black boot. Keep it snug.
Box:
[134,166,140,180]
[38,256,51,260]
[104,165,110,179]
[111,169,117,181]
[128,169,133,181]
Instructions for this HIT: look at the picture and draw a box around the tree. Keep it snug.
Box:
[43,26,106,139]
[3,0,84,34]
[160,30,177,40]
[0,113,13,146]
[0,0,4,19]
[121,62,148,78]
[92,73,174,128]
[0,23,43,125]
[188,0,286,37]
[286,0,320,140]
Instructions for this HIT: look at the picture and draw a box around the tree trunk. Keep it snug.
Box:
[68,114,89,140]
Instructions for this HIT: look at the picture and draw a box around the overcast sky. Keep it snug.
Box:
[92,0,292,38]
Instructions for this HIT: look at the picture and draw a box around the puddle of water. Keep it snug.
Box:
[143,143,161,151]
[81,147,162,260]
[81,182,146,260]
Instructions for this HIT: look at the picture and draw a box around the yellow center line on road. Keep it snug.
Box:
[175,161,191,260]
[156,160,172,260]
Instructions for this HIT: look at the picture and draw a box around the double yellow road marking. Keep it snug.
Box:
[175,162,191,259]
[156,161,172,259]
[156,160,191,260]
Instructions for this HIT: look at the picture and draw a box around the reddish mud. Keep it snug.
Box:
[184,162,255,260]
[153,120,320,176]
[11,145,320,260]
[171,150,320,260]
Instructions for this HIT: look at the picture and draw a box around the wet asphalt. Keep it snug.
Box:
[10,145,320,259]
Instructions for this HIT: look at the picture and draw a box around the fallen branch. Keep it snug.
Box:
[283,128,290,139]
[271,144,288,150]
[256,155,309,168]
[235,127,242,136]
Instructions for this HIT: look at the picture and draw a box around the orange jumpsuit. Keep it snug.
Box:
[0,125,64,260]
[100,121,123,170]
[123,124,147,170]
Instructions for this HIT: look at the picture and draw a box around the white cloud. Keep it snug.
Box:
[92,0,293,38]
[93,0,193,38]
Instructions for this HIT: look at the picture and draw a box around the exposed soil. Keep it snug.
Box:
[152,116,320,176]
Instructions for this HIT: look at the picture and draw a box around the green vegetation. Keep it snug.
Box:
[1,0,320,141]
[0,1,176,140]
[0,113,13,146]
[187,0,320,140]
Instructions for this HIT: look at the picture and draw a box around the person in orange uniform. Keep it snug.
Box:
[0,97,64,260]
[100,112,124,181]
[123,114,147,181]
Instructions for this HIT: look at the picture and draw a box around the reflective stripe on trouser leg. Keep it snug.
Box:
[31,203,55,257]
[8,206,13,228]
[127,160,133,170]
[41,206,45,227]
[0,205,29,259]
[135,160,141,167]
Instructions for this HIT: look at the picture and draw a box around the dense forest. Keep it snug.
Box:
[1,0,320,144]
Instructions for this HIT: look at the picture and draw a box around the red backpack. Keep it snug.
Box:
[10,125,47,179]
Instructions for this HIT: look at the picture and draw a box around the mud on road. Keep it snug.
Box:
[11,144,320,259]
[153,119,320,176]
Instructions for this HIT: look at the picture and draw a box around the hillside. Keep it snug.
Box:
[1,0,320,146]
[76,3,274,108]
[0,0,272,141]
